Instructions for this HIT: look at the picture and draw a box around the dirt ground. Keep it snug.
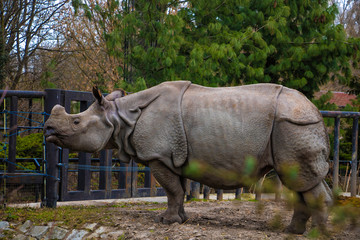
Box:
[102,199,360,240]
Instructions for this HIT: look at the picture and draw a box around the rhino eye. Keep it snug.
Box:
[73,119,80,125]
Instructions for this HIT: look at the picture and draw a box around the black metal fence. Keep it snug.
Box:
[0,88,359,208]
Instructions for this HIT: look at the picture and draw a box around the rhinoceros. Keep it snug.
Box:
[44,81,332,234]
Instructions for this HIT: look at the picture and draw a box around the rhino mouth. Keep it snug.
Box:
[44,127,65,146]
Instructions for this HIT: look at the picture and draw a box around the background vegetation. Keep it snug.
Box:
[0,0,359,97]
[1,0,360,194]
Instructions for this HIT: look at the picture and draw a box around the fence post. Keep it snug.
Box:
[7,96,18,173]
[100,150,112,198]
[333,117,340,190]
[255,178,263,201]
[217,189,223,201]
[130,160,138,198]
[189,181,200,199]
[203,185,210,200]
[44,89,62,208]
[351,118,358,197]
[235,188,242,200]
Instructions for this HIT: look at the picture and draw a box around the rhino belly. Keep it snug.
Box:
[181,85,277,188]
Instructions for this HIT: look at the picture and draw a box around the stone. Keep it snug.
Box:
[30,226,49,238]
[94,226,111,234]
[46,226,68,240]
[103,230,126,239]
[66,229,88,240]
[83,223,97,231]
[13,234,27,240]
[85,233,98,239]
[18,220,33,233]
[0,221,10,230]
[134,231,150,239]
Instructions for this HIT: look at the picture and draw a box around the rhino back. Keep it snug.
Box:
[182,84,282,173]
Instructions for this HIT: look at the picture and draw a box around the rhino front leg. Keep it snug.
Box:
[149,161,187,224]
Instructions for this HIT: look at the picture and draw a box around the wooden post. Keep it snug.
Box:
[44,89,62,208]
[125,162,132,198]
[235,188,242,200]
[99,150,112,198]
[217,189,223,201]
[255,179,262,201]
[7,96,18,173]
[333,117,340,190]
[203,185,210,200]
[130,160,138,198]
[189,182,200,199]
[351,118,358,197]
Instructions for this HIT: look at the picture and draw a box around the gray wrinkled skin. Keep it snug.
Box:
[44,81,332,234]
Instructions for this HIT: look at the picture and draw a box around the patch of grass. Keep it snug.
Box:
[146,207,167,211]
[268,213,283,231]
[331,196,360,229]
[0,205,116,228]
[186,198,208,202]
[240,193,255,201]
[0,230,15,239]
[307,228,321,239]
[118,234,126,240]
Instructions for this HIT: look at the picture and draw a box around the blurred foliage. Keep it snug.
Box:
[0,133,43,171]
[332,196,360,229]
[0,133,43,159]
[72,0,360,97]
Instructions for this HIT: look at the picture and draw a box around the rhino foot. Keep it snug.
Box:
[155,212,182,224]
[284,224,306,235]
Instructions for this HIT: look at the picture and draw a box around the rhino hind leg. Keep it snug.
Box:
[149,161,188,224]
[286,181,332,234]
[302,180,333,232]
[272,121,332,233]
[285,192,311,234]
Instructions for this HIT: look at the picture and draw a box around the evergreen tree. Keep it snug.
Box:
[74,0,360,97]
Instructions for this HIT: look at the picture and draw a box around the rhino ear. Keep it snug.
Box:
[93,86,104,105]
[105,89,126,101]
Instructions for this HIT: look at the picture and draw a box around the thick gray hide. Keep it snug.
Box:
[115,81,328,192]
[180,83,328,192]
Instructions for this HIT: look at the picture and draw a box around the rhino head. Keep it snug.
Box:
[44,87,125,152]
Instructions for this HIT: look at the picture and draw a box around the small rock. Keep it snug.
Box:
[30,226,49,238]
[13,234,27,240]
[134,231,150,239]
[85,232,99,239]
[66,229,88,240]
[83,223,97,231]
[18,220,33,233]
[0,221,10,230]
[94,226,111,234]
[101,230,125,239]
[46,226,68,240]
